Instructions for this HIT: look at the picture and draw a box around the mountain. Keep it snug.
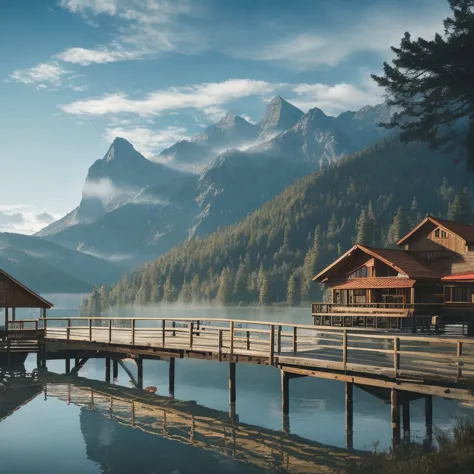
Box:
[0,232,124,293]
[257,96,304,140]
[38,137,193,237]
[92,137,471,311]
[252,103,393,168]
[40,98,397,270]
[155,113,257,172]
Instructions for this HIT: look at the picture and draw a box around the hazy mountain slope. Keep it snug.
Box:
[96,138,471,309]
[38,137,193,237]
[257,96,304,140]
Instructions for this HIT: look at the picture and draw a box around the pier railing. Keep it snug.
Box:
[39,317,474,385]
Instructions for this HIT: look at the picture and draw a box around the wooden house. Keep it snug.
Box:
[0,268,53,333]
[312,216,474,335]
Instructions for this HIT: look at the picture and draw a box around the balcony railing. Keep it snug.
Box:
[312,303,415,314]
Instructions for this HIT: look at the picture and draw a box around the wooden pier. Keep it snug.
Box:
[5,316,474,448]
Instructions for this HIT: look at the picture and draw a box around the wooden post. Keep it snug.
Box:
[343,330,348,370]
[89,318,92,341]
[277,325,282,354]
[394,337,400,377]
[162,319,166,347]
[67,318,71,340]
[218,329,223,362]
[269,325,275,365]
[4,307,8,334]
[131,401,135,426]
[113,359,118,379]
[457,341,463,380]
[12,307,15,322]
[131,319,136,345]
[169,357,175,398]
[402,397,410,439]
[105,358,111,383]
[229,362,236,408]
[281,370,289,416]
[411,311,417,334]
[293,327,297,353]
[137,358,143,389]
[108,319,112,343]
[172,321,176,337]
[230,321,234,360]
[246,330,250,351]
[65,358,71,375]
[189,322,194,348]
[345,382,353,435]
[391,389,400,448]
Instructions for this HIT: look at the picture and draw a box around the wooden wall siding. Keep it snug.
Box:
[0,274,48,308]
[325,252,373,281]
[451,252,474,275]
[408,227,467,254]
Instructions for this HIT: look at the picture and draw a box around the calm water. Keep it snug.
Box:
[1,302,473,473]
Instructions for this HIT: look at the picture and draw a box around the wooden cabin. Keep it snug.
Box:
[0,268,53,334]
[312,216,474,335]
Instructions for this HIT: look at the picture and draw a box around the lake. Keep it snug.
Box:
[1,303,473,473]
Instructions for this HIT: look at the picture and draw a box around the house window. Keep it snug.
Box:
[353,289,367,303]
[434,228,448,239]
[444,286,473,302]
[348,266,368,279]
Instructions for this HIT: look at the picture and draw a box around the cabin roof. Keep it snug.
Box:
[313,244,439,282]
[441,272,474,281]
[0,268,53,308]
[333,277,416,290]
[397,216,474,246]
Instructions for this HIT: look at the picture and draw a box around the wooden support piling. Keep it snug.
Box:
[169,357,175,398]
[229,362,236,406]
[277,325,282,354]
[65,358,71,375]
[105,358,111,383]
[457,342,463,380]
[425,395,433,442]
[113,359,118,379]
[281,370,289,416]
[345,382,353,435]
[269,325,275,365]
[402,397,410,439]
[136,358,143,389]
[391,388,400,448]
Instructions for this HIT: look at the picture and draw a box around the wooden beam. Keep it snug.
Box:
[345,382,353,434]
[169,357,175,398]
[229,362,236,405]
[105,358,111,383]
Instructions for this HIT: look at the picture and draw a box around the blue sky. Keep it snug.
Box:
[0,0,450,233]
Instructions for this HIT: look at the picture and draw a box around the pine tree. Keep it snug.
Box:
[372,0,474,166]
[87,287,102,316]
[163,275,175,303]
[216,268,232,305]
[356,208,369,244]
[233,259,249,302]
[387,207,411,244]
[191,274,201,302]
[301,225,321,299]
[287,272,299,306]
[259,272,270,305]
[327,213,338,237]
[180,280,193,303]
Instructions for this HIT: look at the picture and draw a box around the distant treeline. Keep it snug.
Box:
[82,138,473,316]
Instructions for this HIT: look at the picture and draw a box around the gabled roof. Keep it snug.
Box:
[313,244,439,282]
[397,216,474,246]
[0,268,53,308]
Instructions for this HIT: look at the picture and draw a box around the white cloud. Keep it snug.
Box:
[60,79,279,116]
[104,125,189,156]
[202,106,227,122]
[290,75,383,116]
[9,62,70,89]
[82,178,124,201]
[58,0,118,15]
[234,2,449,69]
[0,206,61,234]
[56,46,144,65]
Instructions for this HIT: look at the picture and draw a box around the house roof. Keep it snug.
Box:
[313,244,439,282]
[0,268,53,308]
[397,216,474,246]
[333,277,416,290]
[442,272,474,281]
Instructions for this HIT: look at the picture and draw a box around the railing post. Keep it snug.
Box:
[172,321,176,337]
[66,318,70,340]
[277,325,282,354]
[162,319,166,347]
[230,321,234,360]
[394,337,400,377]
[132,319,135,345]
[292,327,297,353]
[189,322,194,348]
[457,341,463,380]
[218,329,223,362]
[343,330,348,370]
[246,330,250,351]
[89,318,92,341]
[108,319,112,343]
[269,325,275,366]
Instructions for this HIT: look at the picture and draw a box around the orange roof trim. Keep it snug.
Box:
[333,277,416,290]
